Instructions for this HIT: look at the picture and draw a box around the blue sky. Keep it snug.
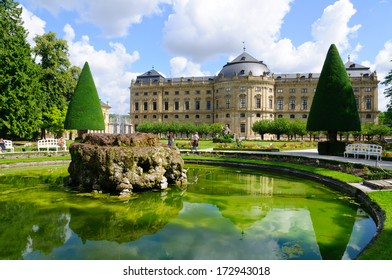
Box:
[18,0,392,115]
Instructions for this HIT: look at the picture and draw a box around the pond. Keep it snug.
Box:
[0,163,376,260]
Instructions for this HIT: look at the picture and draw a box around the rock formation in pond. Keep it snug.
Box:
[67,133,187,194]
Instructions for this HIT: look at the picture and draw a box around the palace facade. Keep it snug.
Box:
[130,51,379,139]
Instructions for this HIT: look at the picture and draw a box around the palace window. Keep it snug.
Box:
[301,99,307,110]
[164,91,169,95]
[152,101,157,111]
[174,101,179,110]
[185,101,190,110]
[215,100,219,109]
[195,115,200,119]
[144,92,148,96]
[289,99,295,110]
[240,87,246,92]
[143,102,148,111]
[195,100,200,110]
[256,97,261,109]
[240,123,246,133]
[226,98,230,109]
[135,102,139,111]
[206,100,211,110]
[175,91,179,95]
[226,87,231,92]
[185,91,190,95]
[290,114,295,119]
[277,99,283,110]
[302,114,307,119]
[185,115,189,119]
[240,96,246,108]
[301,88,308,93]
[366,97,372,109]
[256,113,261,118]
[269,99,273,109]
[365,87,372,92]
[355,98,359,108]
[240,113,245,118]
[164,101,169,111]
[226,113,230,118]
[153,92,157,96]
[255,87,261,92]
[196,90,201,94]
[175,115,179,119]
[277,88,283,93]
[289,88,296,93]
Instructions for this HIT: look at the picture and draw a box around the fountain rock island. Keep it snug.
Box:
[68,133,187,195]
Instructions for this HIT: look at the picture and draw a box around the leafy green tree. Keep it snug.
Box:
[252,120,271,140]
[307,44,361,142]
[290,120,307,140]
[270,118,290,140]
[0,0,43,139]
[33,32,79,138]
[64,62,104,136]
[382,60,392,108]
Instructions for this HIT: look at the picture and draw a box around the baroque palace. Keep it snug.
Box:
[130,51,379,139]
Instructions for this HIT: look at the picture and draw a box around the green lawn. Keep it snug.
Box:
[358,191,392,260]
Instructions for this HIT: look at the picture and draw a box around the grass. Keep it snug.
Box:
[0,154,71,164]
[358,191,392,259]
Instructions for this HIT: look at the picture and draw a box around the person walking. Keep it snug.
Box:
[0,138,5,152]
[168,132,175,147]
[191,132,199,152]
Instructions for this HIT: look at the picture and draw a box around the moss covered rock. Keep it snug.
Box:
[68,133,187,194]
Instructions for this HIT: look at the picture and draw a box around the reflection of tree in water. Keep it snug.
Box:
[0,200,69,260]
[69,190,184,243]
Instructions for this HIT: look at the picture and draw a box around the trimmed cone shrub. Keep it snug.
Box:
[307,44,361,143]
[64,62,104,130]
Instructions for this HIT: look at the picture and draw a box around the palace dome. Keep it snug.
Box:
[218,52,271,78]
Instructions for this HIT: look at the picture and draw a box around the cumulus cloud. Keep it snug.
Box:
[163,0,362,75]
[20,4,46,45]
[169,57,211,77]
[263,0,361,73]
[63,24,140,114]
[373,41,392,111]
[163,0,294,62]
[22,0,171,37]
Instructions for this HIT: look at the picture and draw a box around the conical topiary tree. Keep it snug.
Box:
[307,44,361,154]
[64,62,104,137]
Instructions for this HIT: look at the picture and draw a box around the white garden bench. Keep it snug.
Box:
[344,143,382,161]
[38,138,66,152]
[3,140,14,152]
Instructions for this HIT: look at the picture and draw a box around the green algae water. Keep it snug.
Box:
[0,164,376,260]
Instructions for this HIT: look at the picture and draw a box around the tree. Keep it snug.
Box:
[0,0,43,139]
[307,44,361,142]
[270,118,290,140]
[382,60,392,108]
[64,62,104,136]
[252,120,271,140]
[33,32,80,138]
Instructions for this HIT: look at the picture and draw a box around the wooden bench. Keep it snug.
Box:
[38,138,65,152]
[2,140,14,152]
[344,143,382,161]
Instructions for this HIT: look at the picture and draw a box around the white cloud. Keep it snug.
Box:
[163,0,294,62]
[169,57,211,77]
[20,5,46,45]
[264,0,361,73]
[163,0,362,75]
[373,41,392,112]
[23,0,171,37]
[63,24,140,114]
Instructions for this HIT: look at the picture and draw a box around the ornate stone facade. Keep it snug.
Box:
[130,52,379,139]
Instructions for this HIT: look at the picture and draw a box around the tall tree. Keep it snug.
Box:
[0,0,43,139]
[33,32,79,138]
[381,61,392,126]
[307,44,361,142]
[64,62,104,137]
[382,60,392,107]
